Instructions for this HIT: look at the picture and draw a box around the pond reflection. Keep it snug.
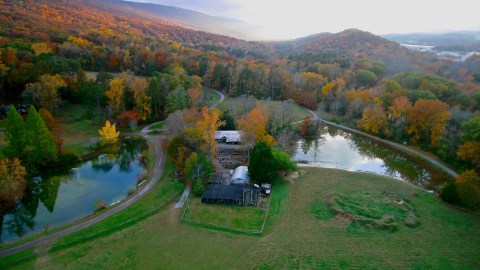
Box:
[293,125,431,186]
[1,138,147,242]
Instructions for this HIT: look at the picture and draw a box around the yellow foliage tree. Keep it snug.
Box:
[359,105,391,135]
[99,120,120,144]
[194,107,225,158]
[134,89,152,121]
[105,77,126,113]
[32,42,53,56]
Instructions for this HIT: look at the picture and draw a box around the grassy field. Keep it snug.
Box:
[202,88,221,107]
[55,103,104,156]
[182,197,268,233]
[9,167,480,269]
[220,96,311,123]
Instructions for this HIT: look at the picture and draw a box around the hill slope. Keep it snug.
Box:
[116,0,259,40]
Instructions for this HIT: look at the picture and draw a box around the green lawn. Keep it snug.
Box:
[9,167,480,269]
[147,122,164,130]
[182,197,267,233]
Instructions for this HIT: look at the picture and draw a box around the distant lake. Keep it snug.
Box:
[293,125,446,189]
[1,138,147,243]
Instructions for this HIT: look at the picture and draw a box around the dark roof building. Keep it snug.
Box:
[201,184,258,206]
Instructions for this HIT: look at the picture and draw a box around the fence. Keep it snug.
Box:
[181,193,272,235]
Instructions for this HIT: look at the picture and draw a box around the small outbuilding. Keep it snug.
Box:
[229,166,249,185]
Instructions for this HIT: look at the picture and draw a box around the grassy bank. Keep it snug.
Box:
[11,167,479,269]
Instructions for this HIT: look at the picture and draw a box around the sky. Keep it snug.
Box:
[127,0,480,40]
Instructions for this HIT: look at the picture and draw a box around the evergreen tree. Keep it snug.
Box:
[185,152,214,185]
[248,141,277,184]
[166,85,188,113]
[4,105,26,159]
[24,106,57,166]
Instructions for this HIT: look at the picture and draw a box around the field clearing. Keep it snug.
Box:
[11,167,480,269]
[220,96,311,123]
[55,104,103,156]
[84,71,147,82]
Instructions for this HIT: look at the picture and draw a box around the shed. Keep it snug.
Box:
[215,131,242,144]
[229,166,249,185]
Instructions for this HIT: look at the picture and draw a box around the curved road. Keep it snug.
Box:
[306,109,458,178]
[0,126,165,257]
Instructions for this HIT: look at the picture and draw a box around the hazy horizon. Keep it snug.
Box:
[125,0,480,40]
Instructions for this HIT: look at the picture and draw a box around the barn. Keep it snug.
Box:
[215,131,242,144]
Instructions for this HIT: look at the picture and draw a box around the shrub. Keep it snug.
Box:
[440,183,461,205]
[57,149,80,163]
[94,199,107,212]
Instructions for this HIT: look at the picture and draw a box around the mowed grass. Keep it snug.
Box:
[183,198,267,232]
[147,121,164,130]
[11,168,480,269]
[221,96,311,123]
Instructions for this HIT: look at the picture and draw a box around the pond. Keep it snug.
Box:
[0,138,147,243]
[293,125,447,189]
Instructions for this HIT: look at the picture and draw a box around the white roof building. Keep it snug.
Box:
[215,130,242,144]
[229,166,249,185]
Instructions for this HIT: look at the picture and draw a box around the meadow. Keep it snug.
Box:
[6,167,479,269]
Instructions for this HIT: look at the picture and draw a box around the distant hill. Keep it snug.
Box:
[275,29,427,74]
[0,0,253,49]
[116,0,259,40]
[383,31,480,51]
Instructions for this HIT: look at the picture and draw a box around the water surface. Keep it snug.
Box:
[1,138,147,242]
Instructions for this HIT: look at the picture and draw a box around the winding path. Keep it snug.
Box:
[306,109,458,178]
[0,126,165,257]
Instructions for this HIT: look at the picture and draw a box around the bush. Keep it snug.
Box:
[94,199,107,212]
[57,149,80,163]
[191,178,205,197]
[127,188,136,196]
[440,183,460,205]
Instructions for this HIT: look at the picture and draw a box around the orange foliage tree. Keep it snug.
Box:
[188,88,201,108]
[237,103,276,147]
[406,99,451,146]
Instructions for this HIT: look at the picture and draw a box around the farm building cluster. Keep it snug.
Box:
[200,130,271,207]
[201,166,271,207]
